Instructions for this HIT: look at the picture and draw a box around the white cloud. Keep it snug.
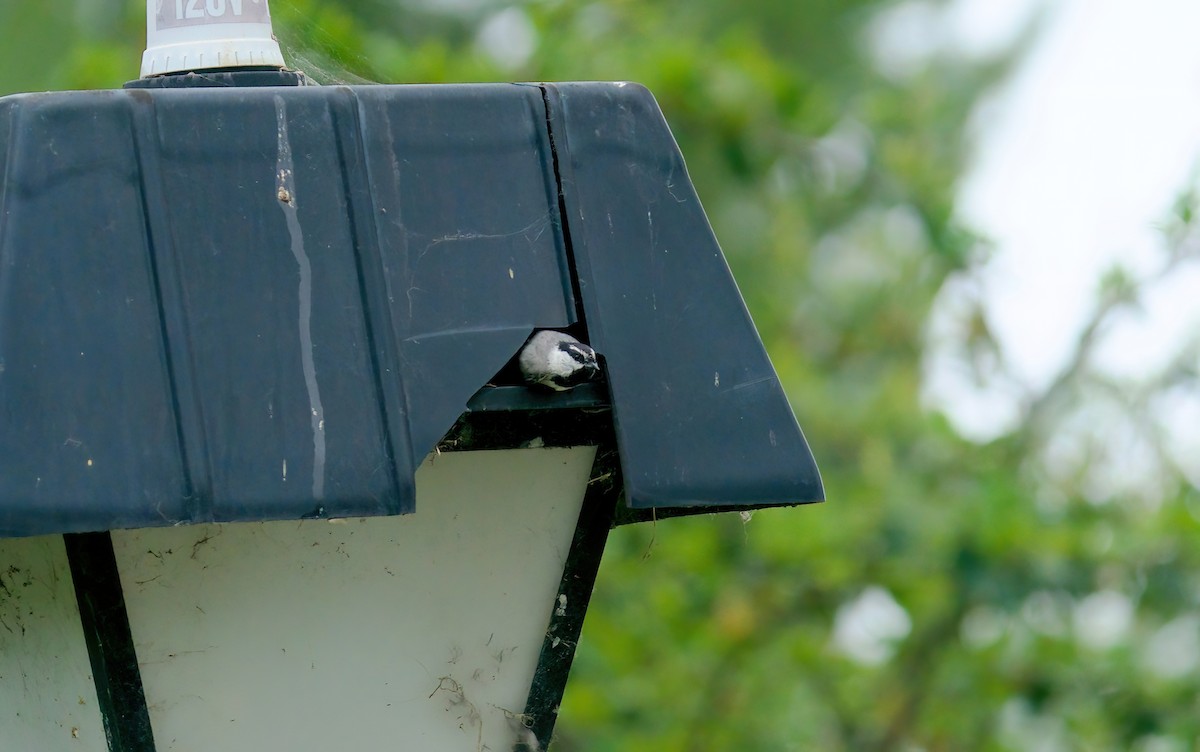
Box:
[924,0,1200,442]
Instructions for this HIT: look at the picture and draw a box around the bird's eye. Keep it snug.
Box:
[564,345,594,364]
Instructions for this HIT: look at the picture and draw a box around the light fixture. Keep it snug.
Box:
[0,3,823,749]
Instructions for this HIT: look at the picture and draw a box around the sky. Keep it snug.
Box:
[836,0,1200,663]
[910,0,1200,444]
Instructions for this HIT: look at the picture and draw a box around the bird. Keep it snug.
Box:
[518,330,602,391]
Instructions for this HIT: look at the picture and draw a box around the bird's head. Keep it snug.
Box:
[518,330,604,391]
[548,340,601,389]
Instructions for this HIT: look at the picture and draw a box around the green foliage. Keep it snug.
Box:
[4,1,1198,749]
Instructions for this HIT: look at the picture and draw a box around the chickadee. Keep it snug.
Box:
[518,330,602,391]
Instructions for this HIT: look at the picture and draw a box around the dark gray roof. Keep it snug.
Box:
[0,80,822,538]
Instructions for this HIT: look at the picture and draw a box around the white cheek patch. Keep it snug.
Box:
[547,348,581,378]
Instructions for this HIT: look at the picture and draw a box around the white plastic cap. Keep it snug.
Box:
[141,0,286,77]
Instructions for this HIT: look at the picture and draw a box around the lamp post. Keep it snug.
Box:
[0,3,823,750]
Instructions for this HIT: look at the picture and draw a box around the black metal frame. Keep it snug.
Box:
[445,387,622,751]
[63,532,156,752]
[519,446,620,751]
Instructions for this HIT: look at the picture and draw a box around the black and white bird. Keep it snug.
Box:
[518,330,602,391]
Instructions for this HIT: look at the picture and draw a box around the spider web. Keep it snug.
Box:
[271,0,381,85]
